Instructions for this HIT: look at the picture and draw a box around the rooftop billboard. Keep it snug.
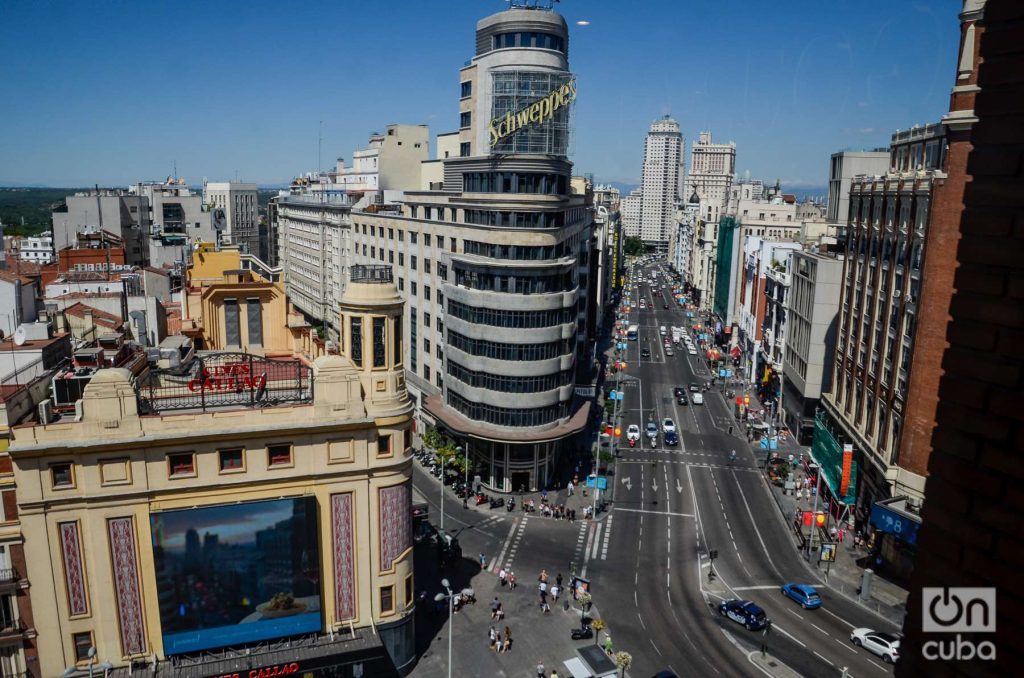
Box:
[151,497,321,654]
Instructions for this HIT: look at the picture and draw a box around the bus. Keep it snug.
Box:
[627,324,639,341]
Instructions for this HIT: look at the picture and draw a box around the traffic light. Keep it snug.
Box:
[815,512,826,527]
[744,395,750,406]
[614,427,622,437]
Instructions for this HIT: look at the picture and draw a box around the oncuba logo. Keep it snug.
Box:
[922,587,996,661]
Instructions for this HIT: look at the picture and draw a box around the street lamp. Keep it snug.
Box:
[439,454,446,535]
[63,647,114,678]
[434,578,474,678]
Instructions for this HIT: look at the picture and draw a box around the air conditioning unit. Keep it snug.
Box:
[892,290,901,298]
[38,400,54,425]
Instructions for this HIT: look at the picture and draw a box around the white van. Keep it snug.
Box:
[659,325,667,336]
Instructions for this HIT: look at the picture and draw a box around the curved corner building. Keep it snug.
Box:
[355,4,592,493]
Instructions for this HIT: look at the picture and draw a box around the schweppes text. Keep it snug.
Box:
[489,79,577,146]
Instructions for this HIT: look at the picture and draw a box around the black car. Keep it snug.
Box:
[673,386,685,397]
[665,431,679,446]
[641,348,651,359]
[689,382,700,392]
[718,599,769,630]
[677,393,688,406]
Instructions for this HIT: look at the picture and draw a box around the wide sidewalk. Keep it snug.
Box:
[727,381,909,627]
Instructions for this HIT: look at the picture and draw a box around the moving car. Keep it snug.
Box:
[664,430,679,446]
[718,599,768,631]
[850,628,900,663]
[781,583,822,609]
[645,422,658,439]
[662,418,676,434]
[625,424,641,442]
[689,382,700,392]
[673,386,686,397]
[688,347,698,355]
[677,393,688,406]
[665,347,674,356]
[641,348,651,359]
[692,392,704,405]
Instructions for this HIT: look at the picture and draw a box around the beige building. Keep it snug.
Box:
[203,181,259,256]
[8,264,416,677]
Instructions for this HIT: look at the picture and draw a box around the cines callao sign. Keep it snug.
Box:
[488,79,577,147]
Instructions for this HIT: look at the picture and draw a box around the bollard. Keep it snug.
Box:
[859,568,874,602]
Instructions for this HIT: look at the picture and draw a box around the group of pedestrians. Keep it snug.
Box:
[488,625,512,652]
[537,569,564,615]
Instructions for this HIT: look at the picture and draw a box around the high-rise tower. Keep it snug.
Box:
[639,116,684,252]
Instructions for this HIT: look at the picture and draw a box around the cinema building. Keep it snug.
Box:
[8,262,416,677]
[353,4,596,493]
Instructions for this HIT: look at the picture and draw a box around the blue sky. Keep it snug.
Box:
[0,0,959,189]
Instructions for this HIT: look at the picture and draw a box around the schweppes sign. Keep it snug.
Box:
[489,79,577,147]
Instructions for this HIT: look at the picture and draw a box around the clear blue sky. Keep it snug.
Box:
[0,0,960,190]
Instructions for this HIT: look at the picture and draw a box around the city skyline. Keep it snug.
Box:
[0,0,959,188]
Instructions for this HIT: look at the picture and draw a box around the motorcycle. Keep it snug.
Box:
[628,437,636,448]
[571,626,594,640]
[475,493,489,506]
[506,498,515,512]
[490,497,504,509]
[649,435,657,448]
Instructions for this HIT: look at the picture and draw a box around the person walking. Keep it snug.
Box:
[538,580,547,596]
[537,662,546,678]
[502,626,512,653]
[509,571,517,589]
[550,584,559,602]
[604,634,613,654]
[490,597,499,619]
[489,626,498,651]
[499,567,507,587]
[556,573,563,589]
[479,553,487,570]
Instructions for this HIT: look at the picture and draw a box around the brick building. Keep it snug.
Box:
[899,0,1023,672]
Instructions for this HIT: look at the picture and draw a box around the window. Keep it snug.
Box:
[411,255,418,271]
[380,585,395,614]
[460,142,471,157]
[424,258,432,275]
[460,111,471,128]
[73,632,94,662]
[424,311,431,327]
[411,232,418,245]
[424,337,431,355]
[437,317,444,333]
[246,298,263,346]
[399,252,404,266]
[268,444,293,467]
[438,263,448,280]
[388,228,394,240]
[437,235,445,249]
[224,298,241,347]
[219,448,244,473]
[388,250,394,263]
[405,574,414,607]
[424,365,431,381]
[424,285,431,301]
[437,292,444,307]
[51,463,74,488]
[398,278,404,292]
[168,452,196,478]
[460,81,472,98]
[373,317,386,367]
[394,315,403,365]
[378,434,392,456]
[351,317,363,367]
[411,281,418,296]
[404,428,412,452]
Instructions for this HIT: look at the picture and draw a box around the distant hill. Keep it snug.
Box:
[0,187,87,235]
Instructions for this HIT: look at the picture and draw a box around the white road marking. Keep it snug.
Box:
[729,469,783,578]
[590,523,603,560]
[785,607,805,620]
[867,658,888,671]
[612,507,695,517]
[823,608,857,629]
[637,612,647,630]
[836,638,858,654]
[770,622,807,648]
[811,622,829,636]
[813,651,835,667]
[649,638,663,656]
[731,585,780,591]
[580,521,598,579]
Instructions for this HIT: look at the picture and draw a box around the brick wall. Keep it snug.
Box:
[898,0,1024,674]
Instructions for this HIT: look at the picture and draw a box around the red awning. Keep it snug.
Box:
[730,346,742,358]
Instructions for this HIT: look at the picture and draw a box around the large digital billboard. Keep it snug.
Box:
[151,497,321,654]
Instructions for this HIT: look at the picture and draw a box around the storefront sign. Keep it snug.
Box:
[840,443,853,496]
[489,79,577,146]
[871,501,921,545]
[217,663,301,678]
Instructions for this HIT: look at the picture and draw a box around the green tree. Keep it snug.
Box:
[623,236,648,256]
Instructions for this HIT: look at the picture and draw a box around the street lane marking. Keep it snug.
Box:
[770,622,807,648]
[728,468,783,578]
[649,639,663,656]
[813,651,835,667]
[491,517,520,574]
[601,514,613,560]
[580,521,598,579]
[732,585,779,591]
[613,507,694,517]
[785,607,805,620]
[823,608,856,629]
[811,622,829,636]
[637,612,647,630]
[836,638,858,654]
[867,657,887,671]
[590,522,603,560]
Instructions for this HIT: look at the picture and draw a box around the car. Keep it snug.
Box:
[692,392,704,405]
[677,393,688,406]
[718,599,768,631]
[689,382,700,392]
[850,628,900,663]
[640,301,646,309]
[688,347,697,355]
[645,422,658,438]
[665,347,674,356]
[662,418,677,434]
[664,431,679,446]
[781,583,822,609]
[641,348,651,359]
[673,386,685,397]
[663,303,669,309]
[625,424,641,442]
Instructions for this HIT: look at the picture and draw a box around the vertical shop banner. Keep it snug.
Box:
[840,444,853,497]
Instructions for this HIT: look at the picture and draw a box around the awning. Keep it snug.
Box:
[870,497,922,545]
[730,346,742,358]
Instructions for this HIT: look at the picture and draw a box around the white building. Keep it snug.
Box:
[826,150,890,231]
[688,131,736,225]
[620,188,642,238]
[737,237,801,384]
[670,189,701,277]
[638,116,684,251]
[19,232,54,264]
[203,181,259,256]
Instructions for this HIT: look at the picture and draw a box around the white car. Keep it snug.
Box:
[692,392,704,405]
[688,347,697,355]
[625,424,641,442]
[850,628,900,663]
[662,418,677,434]
[666,347,674,356]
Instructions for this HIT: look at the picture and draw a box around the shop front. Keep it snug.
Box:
[808,412,858,528]
[870,496,921,581]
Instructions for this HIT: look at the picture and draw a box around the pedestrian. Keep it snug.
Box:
[509,571,517,589]
[502,626,512,653]
[499,567,507,587]
[537,662,546,678]
[829,525,838,540]
[551,584,559,602]
[568,480,574,497]
[604,634,613,654]
[542,599,551,614]
[490,597,499,619]
[838,526,846,543]
[495,602,504,621]
[539,580,547,595]
[556,573,563,589]
[479,553,487,570]
[489,626,497,651]
[539,569,549,583]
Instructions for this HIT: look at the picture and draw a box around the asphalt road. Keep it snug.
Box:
[587,262,902,677]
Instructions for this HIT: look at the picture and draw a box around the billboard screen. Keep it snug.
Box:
[151,497,321,654]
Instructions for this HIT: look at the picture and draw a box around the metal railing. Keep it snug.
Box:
[0,567,19,583]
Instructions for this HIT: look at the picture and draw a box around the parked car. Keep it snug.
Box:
[718,599,769,630]
[781,583,822,609]
[850,628,900,663]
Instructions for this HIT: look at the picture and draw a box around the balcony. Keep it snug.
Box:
[0,568,19,592]
[0,617,26,643]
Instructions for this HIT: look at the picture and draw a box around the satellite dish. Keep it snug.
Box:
[13,326,27,346]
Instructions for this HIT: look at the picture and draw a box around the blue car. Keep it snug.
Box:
[781,583,822,609]
[665,431,679,446]
[718,599,768,630]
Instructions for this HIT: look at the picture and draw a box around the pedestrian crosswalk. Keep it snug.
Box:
[617,459,760,472]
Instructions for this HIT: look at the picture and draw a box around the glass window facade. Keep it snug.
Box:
[448,391,570,427]
[490,71,573,155]
[447,331,572,361]
[448,361,572,393]
[463,171,567,195]
[492,32,565,53]
[448,300,573,328]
